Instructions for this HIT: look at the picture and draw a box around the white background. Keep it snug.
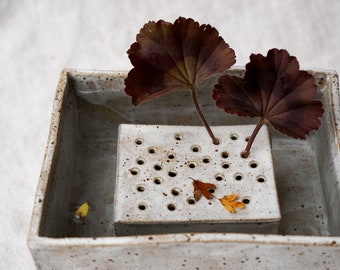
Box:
[1,0,339,268]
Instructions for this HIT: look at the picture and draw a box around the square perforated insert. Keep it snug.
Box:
[113,124,281,236]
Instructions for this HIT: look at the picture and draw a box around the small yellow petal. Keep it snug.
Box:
[233,202,245,209]
[225,193,238,201]
[75,202,89,218]
[219,197,234,213]
[225,204,236,213]
[219,194,245,213]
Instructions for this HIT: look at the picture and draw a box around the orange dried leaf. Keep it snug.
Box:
[192,178,216,201]
[219,194,245,213]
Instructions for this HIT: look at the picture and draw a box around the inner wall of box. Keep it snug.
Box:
[39,70,338,237]
[39,80,81,237]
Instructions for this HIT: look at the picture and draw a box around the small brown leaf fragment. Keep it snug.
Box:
[219,194,245,213]
[191,178,216,201]
[194,189,202,201]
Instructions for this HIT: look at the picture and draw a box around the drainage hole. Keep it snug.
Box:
[230,133,239,140]
[137,185,145,192]
[168,152,175,159]
[148,147,156,154]
[250,161,258,168]
[174,133,183,141]
[137,158,145,165]
[187,198,196,205]
[208,188,215,194]
[154,177,163,185]
[138,203,147,210]
[188,162,196,168]
[215,174,224,181]
[202,156,211,163]
[221,151,229,158]
[191,145,201,152]
[171,188,180,196]
[242,197,250,204]
[167,204,176,211]
[234,173,243,181]
[222,162,230,169]
[130,168,139,175]
[154,164,162,171]
[168,170,177,177]
[257,176,266,183]
[135,138,143,145]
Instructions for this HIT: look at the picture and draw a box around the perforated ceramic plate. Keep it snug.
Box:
[113,124,281,235]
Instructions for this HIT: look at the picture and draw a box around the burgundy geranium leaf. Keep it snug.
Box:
[213,48,324,156]
[125,17,236,145]
[125,17,235,105]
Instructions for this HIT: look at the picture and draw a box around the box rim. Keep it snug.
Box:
[28,68,340,249]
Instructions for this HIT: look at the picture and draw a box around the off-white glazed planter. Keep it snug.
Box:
[28,68,340,269]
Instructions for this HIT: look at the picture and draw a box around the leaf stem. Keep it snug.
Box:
[242,117,266,158]
[191,87,220,145]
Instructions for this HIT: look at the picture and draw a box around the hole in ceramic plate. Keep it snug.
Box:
[221,151,229,158]
[135,138,143,145]
[234,173,243,181]
[137,157,145,165]
[148,147,156,154]
[137,185,145,192]
[171,188,180,196]
[130,168,139,175]
[168,152,175,159]
[202,156,211,163]
[245,136,250,142]
[154,177,163,185]
[249,161,258,168]
[168,170,177,177]
[257,176,266,183]
[154,164,162,171]
[208,188,215,194]
[138,203,147,210]
[174,133,183,140]
[188,162,196,168]
[167,204,176,211]
[187,197,196,205]
[242,197,250,204]
[230,133,239,140]
[215,173,224,181]
[191,145,201,152]
[222,162,230,169]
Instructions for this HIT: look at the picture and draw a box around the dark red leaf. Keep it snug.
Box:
[192,178,216,201]
[125,17,236,105]
[213,48,324,140]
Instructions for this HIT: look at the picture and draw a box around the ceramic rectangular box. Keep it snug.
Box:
[28,69,340,269]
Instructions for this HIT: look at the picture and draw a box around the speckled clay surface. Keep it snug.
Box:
[114,124,280,236]
[28,69,340,269]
